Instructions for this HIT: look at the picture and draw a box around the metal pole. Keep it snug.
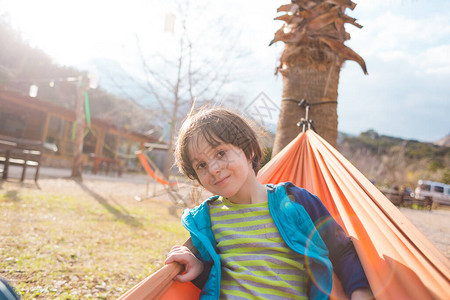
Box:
[305,105,310,130]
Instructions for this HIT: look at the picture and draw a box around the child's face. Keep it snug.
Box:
[188,135,253,199]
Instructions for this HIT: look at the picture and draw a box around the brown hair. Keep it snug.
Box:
[175,107,262,182]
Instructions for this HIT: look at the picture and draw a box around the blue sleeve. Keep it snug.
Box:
[287,184,370,297]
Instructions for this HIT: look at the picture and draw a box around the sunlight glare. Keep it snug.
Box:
[3,0,174,65]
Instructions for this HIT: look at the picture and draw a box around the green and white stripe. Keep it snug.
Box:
[210,197,308,299]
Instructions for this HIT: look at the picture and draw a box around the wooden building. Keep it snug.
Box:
[0,86,163,173]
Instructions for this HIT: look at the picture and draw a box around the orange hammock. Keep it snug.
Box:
[135,150,176,186]
[120,131,450,300]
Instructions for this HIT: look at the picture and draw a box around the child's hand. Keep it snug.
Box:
[165,245,204,283]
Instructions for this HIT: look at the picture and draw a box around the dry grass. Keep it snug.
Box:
[1,177,448,299]
[0,178,190,299]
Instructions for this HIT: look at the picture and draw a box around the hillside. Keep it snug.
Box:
[0,19,157,135]
[434,135,450,147]
[339,130,450,188]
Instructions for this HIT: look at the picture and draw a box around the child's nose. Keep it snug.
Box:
[208,159,222,174]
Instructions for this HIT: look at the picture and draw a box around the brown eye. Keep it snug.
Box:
[197,162,207,170]
[217,150,226,158]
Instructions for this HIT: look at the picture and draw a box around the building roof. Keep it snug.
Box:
[0,86,163,144]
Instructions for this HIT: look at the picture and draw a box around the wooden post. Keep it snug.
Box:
[41,113,51,143]
[71,77,86,180]
[95,129,105,157]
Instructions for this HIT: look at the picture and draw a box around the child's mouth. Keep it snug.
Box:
[214,176,230,186]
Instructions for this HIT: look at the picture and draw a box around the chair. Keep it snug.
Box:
[135,150,190,207]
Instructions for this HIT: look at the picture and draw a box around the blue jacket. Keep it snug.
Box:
[181,182,369,299]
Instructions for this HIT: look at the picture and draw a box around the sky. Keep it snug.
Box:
[1,0,449,142]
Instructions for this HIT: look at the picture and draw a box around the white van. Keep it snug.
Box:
[414,180,450,205]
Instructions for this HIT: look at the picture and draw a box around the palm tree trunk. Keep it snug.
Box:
[272,48,342,156]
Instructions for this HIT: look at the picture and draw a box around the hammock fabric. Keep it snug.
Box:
[136,150,176,187]
[121,130,450,300]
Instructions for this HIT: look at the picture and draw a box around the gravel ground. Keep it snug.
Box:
[398,206,450,259]
[4,165,450,259]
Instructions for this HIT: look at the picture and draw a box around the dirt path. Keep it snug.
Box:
[399,206,450,259]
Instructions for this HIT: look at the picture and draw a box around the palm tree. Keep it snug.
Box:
[270,0,367,156]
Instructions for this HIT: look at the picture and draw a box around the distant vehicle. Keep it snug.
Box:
[414,180,450,205]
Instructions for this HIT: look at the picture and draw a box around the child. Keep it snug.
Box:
[165,107,372,299]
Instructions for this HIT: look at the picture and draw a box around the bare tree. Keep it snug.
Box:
[101,1,247,178]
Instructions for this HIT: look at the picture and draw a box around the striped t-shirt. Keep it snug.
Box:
[209,197,309,300]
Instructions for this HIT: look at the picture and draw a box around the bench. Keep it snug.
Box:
[0,137,43,182]
[88,154,124,177]
[412,197,433,211]
[381,189,415,208]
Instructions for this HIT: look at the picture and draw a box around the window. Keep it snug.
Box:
[46,116,66,154]
[83,128,98,154]
[64,121,75,156]
[103,133,118,158]
[420,184,431,191]
[433,186,444,193]
[0,112,26,137]
[118,139,130,157]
